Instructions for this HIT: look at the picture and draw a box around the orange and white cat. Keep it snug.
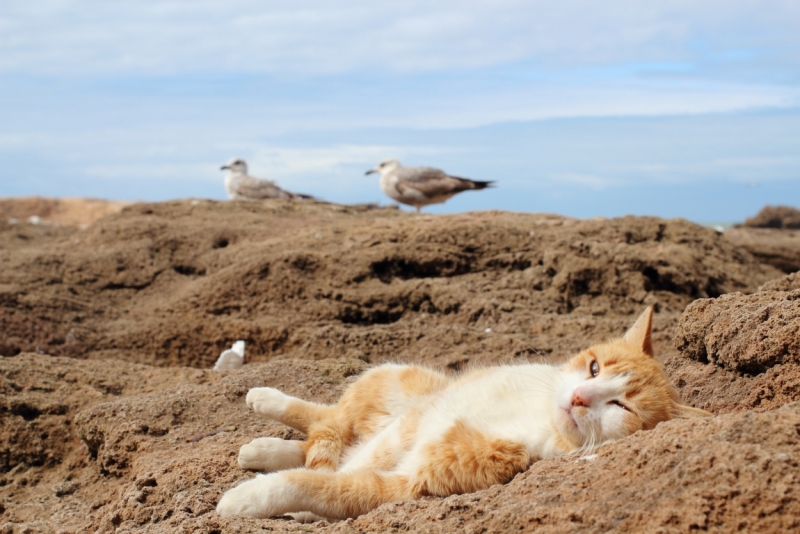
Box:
[217,307,710,520]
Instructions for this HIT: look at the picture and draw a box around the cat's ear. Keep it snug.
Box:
[623,306,654,357]
[673,403,714,418]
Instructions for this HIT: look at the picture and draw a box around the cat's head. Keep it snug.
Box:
[553,307,711,453]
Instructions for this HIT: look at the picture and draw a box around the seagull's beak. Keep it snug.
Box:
[365,169,377,175]
[220,165,230,170]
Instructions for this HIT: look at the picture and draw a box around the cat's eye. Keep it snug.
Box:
[589,360,599,377]
[608,400,629,411]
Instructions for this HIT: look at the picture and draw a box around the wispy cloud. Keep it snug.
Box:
[551,172,617,190]
[2,1,799,78]
[2,1,799,132]
[250,145,451,176]
[713,156,799,168]
[83,163,215,181]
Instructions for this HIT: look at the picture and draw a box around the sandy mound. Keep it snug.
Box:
[744,205,800,229]
[0,197,133,228]
[725,205,800,274]
[675,287,800,374]
[723,226,800,274]
[2,198,800,533]
[760,270,800,292]
[0,200,782,368]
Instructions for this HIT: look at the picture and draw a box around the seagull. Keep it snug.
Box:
[366,159,494,212]
[213,340,245,371]
[220,158,311,201]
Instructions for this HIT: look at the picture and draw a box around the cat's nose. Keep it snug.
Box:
[571,390,591,407]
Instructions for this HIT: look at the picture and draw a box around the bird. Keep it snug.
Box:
[213,340,245,371]
[220,158,311,201]
[366,159,494,212]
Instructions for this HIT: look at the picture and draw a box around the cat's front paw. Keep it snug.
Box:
[217,473,297,518]
[246,387,288,417]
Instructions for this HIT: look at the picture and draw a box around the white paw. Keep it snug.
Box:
[217,472,300,518]
[288,511,325,523]
[238,437,304,472]
[246,387,288,417]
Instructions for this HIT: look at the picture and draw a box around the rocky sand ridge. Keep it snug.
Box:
[1,198,799,533]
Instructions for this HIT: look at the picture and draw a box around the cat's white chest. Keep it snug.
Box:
[434,367,557,442]
[392,366,562,471]
[340,365,564,474]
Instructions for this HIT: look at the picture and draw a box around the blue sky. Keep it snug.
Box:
[1,1,799,222]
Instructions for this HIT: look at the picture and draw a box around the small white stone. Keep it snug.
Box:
[485,327,492,333]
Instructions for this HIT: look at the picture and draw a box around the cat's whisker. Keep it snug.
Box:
[574,423,599,458]
[577,430,595,457]
[515,384,559,396]
[498,364,554,379]
[536,350,560,367]
[516,391,557,402]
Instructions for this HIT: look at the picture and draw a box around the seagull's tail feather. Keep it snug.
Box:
[464,179,495,190]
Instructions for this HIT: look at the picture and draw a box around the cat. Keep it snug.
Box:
[217,307,711,520]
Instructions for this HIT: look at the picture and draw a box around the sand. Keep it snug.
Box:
[1,197,799,533]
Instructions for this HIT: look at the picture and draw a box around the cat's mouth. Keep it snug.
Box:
[565,407,579,427]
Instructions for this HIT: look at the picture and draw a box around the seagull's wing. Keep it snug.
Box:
[235,176,295,200]
[395,166,450,184]
[394,166,488,197]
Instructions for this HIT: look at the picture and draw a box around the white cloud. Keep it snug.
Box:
[1,1,799,76]
[713,156,799,168]
[550,172,617,190]
[2,0,799,132]
[711,155,800,183]
[399,81,800,129]
[83,162,216,181]
[249,144,450,176]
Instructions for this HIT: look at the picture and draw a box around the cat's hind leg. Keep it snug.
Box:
[246,387,334,432]
[246,388,346,471]
[238,437,306,472]
[216,468,410,520]
[303,422,347,471]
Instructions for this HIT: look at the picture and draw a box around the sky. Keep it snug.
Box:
[1,1,799,222]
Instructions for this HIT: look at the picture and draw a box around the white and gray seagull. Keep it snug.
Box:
[366,159,494,212]
[220,158,312,201]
